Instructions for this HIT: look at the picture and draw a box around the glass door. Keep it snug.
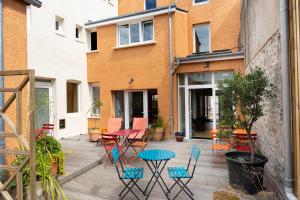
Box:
[35,82,52,129]
[128,91,144,127]
[189,88,213,139]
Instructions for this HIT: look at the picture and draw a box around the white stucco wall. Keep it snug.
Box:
[27,0,118,138]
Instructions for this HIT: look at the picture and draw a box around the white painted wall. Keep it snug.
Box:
[27,0,118,139]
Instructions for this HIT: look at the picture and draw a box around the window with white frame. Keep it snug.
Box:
[194,24,210,53]
[75,25,83,40]
[118,20,154,46]
[145,0,156,10]
[194,0,208,4]
[91,85,100,116]
[67,82,79,113]
[55,16,64,33]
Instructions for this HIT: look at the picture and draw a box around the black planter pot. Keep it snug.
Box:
[225,151,268,194]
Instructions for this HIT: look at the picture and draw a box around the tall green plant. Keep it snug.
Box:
[218,67,275,161]
[87,99,102,130]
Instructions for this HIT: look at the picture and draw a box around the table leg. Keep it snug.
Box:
[144,160,170,200]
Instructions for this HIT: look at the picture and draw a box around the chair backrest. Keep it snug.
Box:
[132,118,147,130]
[111,146,120,164]
[107,118,122,133]
[187,145,200,177]
[131,118,147,139]
[111,146,125,179]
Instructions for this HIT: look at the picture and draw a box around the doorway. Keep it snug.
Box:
[35,81,52,129]
[190,88,213,138]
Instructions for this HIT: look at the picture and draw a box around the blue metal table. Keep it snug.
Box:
[138,149,176,200]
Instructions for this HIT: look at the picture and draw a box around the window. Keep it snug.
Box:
[55,16,64,33]
[90,32,97,51]
[91,85,100,116]
[67,82,79,113]
[194,0,208,4]
[118,20,154,46]
[145,0,156,10]
[75,25,83,39]
[194,24,210,53]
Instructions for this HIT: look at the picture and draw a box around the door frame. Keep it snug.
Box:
[179,73,218,139]
[124,90,148,129]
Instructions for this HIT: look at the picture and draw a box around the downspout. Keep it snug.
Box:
[0,0,4,164]
[168,5,174,139]
[280,0,297,199]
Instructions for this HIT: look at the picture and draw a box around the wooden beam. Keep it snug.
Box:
[0,88,15,92]
[0,165,18,170]
[0,182,13,200]
[0,76,29,113]
[28,70,36,200]
[16,171,23,200]
[0,157,29,192]
[16,90,22,137]
[0,133,16,138]
[0,149,29,155]
[0,70,30,76]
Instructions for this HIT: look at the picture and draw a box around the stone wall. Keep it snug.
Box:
[246,32,285,186]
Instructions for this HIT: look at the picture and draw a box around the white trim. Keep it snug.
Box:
[124,91,129,129]
[85,7,176,29]
[143,90,148,126]
[184,74,189,139]
[193,0,209,6]
[117,19,154,47]
[114,41,156,49]
[35,81,53,125]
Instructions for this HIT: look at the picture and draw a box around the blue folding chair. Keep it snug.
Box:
[167,145,200,200]
[111,146,145,200]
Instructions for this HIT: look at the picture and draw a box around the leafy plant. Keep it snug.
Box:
[152,116,164,128]
[87,99,102,130]
[218,67,275,162]
[11,136,66,199]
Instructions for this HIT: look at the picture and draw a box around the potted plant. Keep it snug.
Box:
[87,99,102,142]
[175,131,185,142]
[218,67,275,194]
[151,116,164,141]
[10,136,66,199]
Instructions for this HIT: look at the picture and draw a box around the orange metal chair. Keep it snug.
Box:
[131,129,151,158]
[97,118,122,146]
[210,129,230,157]
[128,118,147,140]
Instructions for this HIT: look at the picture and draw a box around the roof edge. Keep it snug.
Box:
[85,5,187,28]
[24,0,42,8]
[176,51,244,64]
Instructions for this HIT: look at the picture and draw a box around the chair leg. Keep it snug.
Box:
[120,179,142,200]
[172,178,193,200]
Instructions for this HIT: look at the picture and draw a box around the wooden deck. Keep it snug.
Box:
[60,135,274,200]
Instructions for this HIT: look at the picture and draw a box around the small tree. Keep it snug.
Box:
[218,67,275,162]
[87,99,102,130]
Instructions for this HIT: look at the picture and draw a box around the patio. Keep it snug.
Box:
[60,135,274,200]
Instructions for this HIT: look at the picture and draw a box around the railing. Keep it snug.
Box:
[0,70,36,200]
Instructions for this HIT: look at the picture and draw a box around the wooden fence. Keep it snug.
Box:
[0,70,36,200]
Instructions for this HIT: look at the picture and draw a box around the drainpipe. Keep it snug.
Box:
[280,0,297,199]
[0,0,4,164]
[168,5,174,139]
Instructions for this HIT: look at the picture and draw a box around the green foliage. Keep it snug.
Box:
[218,67,275,160]
[216,128,233,140]
[11,136,66,199]
[87,99,102,130]
[152,116,164,128]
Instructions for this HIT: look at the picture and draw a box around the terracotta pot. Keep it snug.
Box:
[152,127,164,141]
[175,136,184,142]
[51,162,58,175]
[88,129,100,142]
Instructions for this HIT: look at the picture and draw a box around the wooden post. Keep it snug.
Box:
[16,90,22,136]
[16,171,23,200]
[28,70,36,200]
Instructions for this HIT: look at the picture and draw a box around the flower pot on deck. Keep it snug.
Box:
[175,132,185,142]
[152,127,164,141]
[225,151,268,194]
[88,129,100,142]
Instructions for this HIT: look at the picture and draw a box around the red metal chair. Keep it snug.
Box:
[128,118,147,140]
[42,123,55,136]
[101,135,124,166]
[97,118,122,146]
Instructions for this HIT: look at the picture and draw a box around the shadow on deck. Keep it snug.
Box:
[60,135,274,200]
